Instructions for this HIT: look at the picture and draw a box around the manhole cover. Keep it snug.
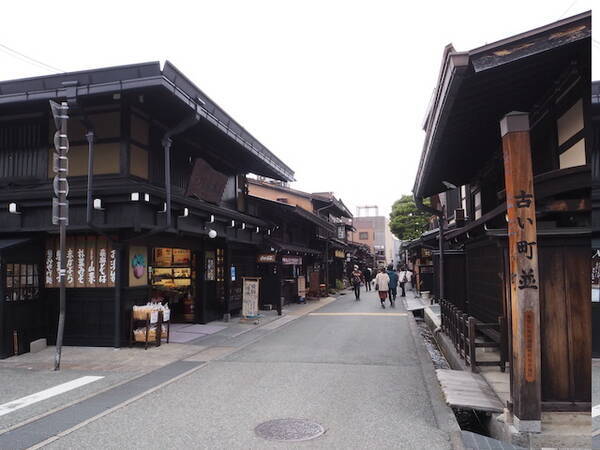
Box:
[255,418,325,442]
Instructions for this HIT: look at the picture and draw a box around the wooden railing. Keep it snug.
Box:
[440,299,507,373]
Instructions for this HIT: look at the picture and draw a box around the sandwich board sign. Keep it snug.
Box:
[242,277,260,318]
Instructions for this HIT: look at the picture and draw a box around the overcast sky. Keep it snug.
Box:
[1,1,595,217]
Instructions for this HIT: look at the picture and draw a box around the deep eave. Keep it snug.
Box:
[413,11,591,199]
[0,61,295,182]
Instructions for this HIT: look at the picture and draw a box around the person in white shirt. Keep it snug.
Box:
[374,267,391,309]
[398,266,412,297]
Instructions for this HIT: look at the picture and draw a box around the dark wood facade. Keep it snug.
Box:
[0,62,296,358]
[412,12,591,415]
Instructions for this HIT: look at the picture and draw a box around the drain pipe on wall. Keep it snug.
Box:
[127,113,201,243]
[414,196,445,302]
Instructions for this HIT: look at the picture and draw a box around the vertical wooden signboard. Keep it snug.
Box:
[45,237,56,288]
[242,277,260,318]
[65,237,75,288]
[75,235,87,288]
[45,235,115,289]
[86,235,97,288]
[500,112,541,430]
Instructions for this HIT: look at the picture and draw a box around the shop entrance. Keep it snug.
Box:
[150,247,196,323]
[258,262,280,310]
[201,247,226,323]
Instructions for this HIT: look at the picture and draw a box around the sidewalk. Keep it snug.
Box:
[417,292,590,449]
[0,296,337,372]
[0,296,337,434]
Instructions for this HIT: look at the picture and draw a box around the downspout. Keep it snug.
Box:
[125,112,201,243]
[82,120,122,349]
[414,196,445,302]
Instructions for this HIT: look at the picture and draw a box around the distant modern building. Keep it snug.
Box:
[349,206,395,267]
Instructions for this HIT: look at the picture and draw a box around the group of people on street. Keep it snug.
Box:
[350,264,413,308]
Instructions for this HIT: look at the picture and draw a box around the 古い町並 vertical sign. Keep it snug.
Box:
[500,112,541,430]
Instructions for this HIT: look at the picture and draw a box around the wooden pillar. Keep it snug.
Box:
[500,112,541,432]
[223,245,232,322]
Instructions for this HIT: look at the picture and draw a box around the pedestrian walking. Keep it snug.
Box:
[374,267,390,309]
[351,265,364,300]
[364,267,373,291]
[387,264,398,305]
[398,266,411,297]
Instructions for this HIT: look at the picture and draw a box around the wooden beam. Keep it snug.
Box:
[500,111,541,431]
[537,198,590,213]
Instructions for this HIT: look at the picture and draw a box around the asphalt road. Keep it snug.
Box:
[42,288,459,449]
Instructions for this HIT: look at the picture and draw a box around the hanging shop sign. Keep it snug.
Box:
[185,157,229,204]
[282,255,302,265]
[334,250,346,259]
[257,253,277,263]
[129,246,148,287]
[45,235,115,288]
[242,277,260,318]
[337,225,346,240]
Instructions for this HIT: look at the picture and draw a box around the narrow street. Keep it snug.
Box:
[1,289,460,449]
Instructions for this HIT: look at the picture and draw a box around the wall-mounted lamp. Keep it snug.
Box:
[160,202,167,213]
[242,223,246,230]
[131,192,140,201]
[230,220,235,228]
[209,214,215,223]
[8,203,19,214]
[256,227,260,234]
[93,198,103,210]
[180,208,189,218]
[144,193,150,202]
[208,229,217,239]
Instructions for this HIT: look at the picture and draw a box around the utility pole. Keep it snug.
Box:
[50,100,69,371]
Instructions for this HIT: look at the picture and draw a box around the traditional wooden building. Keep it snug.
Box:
[247,195,335,307]
[413,12,591,429]
[0,62,295,357]
[248,179,353,290]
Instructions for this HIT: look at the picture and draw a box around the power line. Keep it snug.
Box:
[0,42,64,73]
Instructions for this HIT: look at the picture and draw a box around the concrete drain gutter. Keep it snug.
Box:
[255,418,326,442]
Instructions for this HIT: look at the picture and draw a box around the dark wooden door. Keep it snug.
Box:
[538,242,591,406]
[258,263,280,309]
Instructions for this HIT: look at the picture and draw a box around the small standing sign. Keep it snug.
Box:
[242,277,261,319]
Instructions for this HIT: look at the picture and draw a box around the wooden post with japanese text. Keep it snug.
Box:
[500,112,541,431]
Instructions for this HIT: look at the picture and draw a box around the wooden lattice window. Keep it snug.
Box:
[5,263,39,301]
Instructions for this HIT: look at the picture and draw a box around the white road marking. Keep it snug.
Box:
[592,404,600,418]
[0,376,103,417]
